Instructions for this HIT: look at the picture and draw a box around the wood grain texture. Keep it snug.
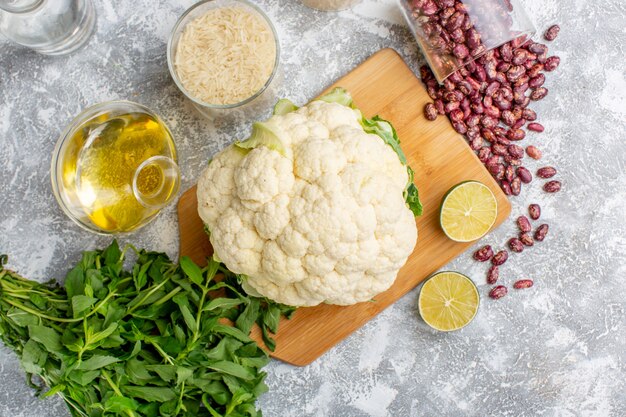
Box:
[178,48,511,366]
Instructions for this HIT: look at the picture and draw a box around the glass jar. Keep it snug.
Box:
[398,0,536,83]
[0,0,95,55]
[167,0,281,121]
[51,101,181,235]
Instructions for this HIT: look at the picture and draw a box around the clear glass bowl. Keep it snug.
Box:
[0,0,96,55]
[398,0,536,83]
[51,101,180,235]
[167,0,281,120]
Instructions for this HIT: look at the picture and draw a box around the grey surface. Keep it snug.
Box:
[1,0,625,416]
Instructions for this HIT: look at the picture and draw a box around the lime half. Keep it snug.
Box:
[418,271,479,332]
[440,181,497,242]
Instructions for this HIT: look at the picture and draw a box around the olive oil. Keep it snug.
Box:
[61,112,177,232]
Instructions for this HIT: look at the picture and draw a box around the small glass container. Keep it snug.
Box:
[301,0,362,11]
[0,0,95,55]
[398,0,536,83]
[51,101,181,235]
[167,0,281,120]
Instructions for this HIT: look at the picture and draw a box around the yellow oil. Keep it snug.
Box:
[61,112,177,233]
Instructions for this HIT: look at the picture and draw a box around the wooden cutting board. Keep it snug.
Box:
[178,48,511,366]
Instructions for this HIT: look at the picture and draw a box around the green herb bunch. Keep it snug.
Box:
[0,241,294,417]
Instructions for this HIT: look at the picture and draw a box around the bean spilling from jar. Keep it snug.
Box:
[400,0,535,82]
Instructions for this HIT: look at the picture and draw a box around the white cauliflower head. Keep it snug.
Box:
[198,90,419,307]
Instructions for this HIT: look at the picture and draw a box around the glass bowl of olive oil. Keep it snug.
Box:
[51,101,180,234]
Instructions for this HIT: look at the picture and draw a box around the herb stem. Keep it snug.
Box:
[126,277,172,315]
[101,370,137,417]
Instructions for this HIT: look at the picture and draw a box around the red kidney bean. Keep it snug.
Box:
[453,44,470,59]
[509,237,524,252]
[435,98,445,114]
[544,24,560,41]
[477,147,491,162]
[516,166,532,183]
[474,65,487,82]
[534,224,549,241]
[492,250,509,266]
[485,61,497,79]
[517,215,532,233]
[467,126,480,140]
[486,155,500,166]
[530,87,549,101]
[466,114,481,127]
[450,109,464,122]
[511,177,521,196]
[526,146,542,160]
[496,137,510,147]
[512,50,527,66]
[487,265,499,284]
[485,105,501,119]
[492,144,508,156]
[507,129,525,141]
[501,180,512,195]
[513,279,534,289]
[544,56,560,71]
[505,165,515,182]
[485,81,500,97]
[501,110,516,126]
[537,166,557,178]
[424,103,438,120]
[519,232,534,247]
[512,118,526,130]
[445,101,460,113]
[528,43,547,55]
[504,156,521,166]
[494,126,507,137]
[466,28,481,49]
[527,122,544,132]
[544,180,562,193]
[453,121,468,134]
[527,63,544,78]
[489,285,508,300]
[474,245,494,262]
[481,115,497,129]
[522,108,537,121]
[515,82,529,94]
[471,101,484,114]
[444,90,464,102]
[495,71,507,84]
[497,61,511,73]
[508,144,524,159]
[529,74,546,88]
[443,78,455,91]
[528,204,541,220]
[470,136,483,150]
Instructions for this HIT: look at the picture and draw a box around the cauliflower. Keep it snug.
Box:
[197,88,422,307]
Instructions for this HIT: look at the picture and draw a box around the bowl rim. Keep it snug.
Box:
[166,0,281,110]
[50,100,178,235]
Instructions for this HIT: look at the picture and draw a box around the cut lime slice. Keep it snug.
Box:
[440,181,497,242]
[418,271,479,332]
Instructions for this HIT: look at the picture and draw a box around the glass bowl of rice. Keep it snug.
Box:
[167,0,281,119]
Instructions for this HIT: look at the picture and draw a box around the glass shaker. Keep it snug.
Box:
[398,0,536,83]
[0,0,96,55]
